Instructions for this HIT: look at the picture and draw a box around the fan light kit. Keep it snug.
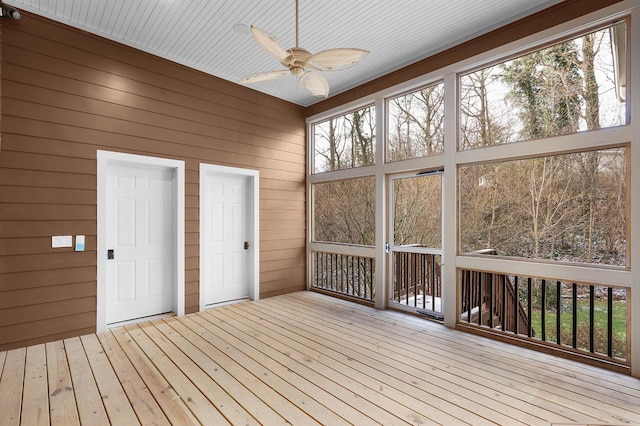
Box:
[239,0,369,98]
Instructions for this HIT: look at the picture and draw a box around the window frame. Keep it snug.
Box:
[457,143,630,268]
[311,103,376,175]
[457,18,631,152]
[306,3,637,325]
[385,80,446,163]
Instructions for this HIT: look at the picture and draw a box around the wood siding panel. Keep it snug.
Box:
[0,12,306,351]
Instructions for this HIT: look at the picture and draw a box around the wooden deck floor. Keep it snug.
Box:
[1,291,639,425]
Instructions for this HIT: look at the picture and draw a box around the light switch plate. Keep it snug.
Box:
[52,235,72,248]
[75,235,85,251]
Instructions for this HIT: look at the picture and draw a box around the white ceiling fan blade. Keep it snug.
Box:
[239,70,289,85]
[250,26,288,61]
[307,48,369,71]
[300,71,329,97]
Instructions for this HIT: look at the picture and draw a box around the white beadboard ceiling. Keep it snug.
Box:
[4,0,564,106]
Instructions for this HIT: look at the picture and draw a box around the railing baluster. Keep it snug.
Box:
[501,275,507,331]
[353,256,358,297]
[556,281,561,345]
[338,254,348,293]
[541,279,546,342]
[334,254,338,292]
[419,254,429,309]
[338,254,349,293]
[368,257,373,299]
[589,285,595,353]
[404,253,409,305]
[328,254,332,290]
[572,283,577,349]
[338,254,342,292]
[608,287,613,358]
[466,270,472,323]
[341,255,346,294]
[527,277,532,338]
[336,253,340,292]
[489,273,494,328]
[319,252,323,288]
[411,253,417,308]
[514,276,519,335]
[430,255,436,310]
[478,273,486,325]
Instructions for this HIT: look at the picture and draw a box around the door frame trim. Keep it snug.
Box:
[96,150,185,333]
[387,169,444,313]
[199,163,260,311]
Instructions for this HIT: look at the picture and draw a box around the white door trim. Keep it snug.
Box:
[199,163,259,311]
[96,150,185,333]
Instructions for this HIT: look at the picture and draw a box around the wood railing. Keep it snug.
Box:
[311,251,375,302]
[460,270,531,335]
[459,259,629,369]
[392,250,442,316]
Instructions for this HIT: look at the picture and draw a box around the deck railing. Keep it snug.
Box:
[460,269,531,335]
[392,250,442,316]
[459,267,630,369]
[311,251,375,302]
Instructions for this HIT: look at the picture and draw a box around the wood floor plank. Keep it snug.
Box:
[124,323,231,425]
[2,291,639,426]
[110,327,200,426]
[79,334,140,425]
[63,337,110,425]
[0,348,26,426]
[305,291,640,394]
[182,313,330,426]
[21,344,49,426]
[226,301,514,425]
[140,320,261,425]
[291,292,640,422]
[261,295,582,425]
[198,308,430,425]
[169,315,355,425]
[45,340,79,426]
[97,331,170,426]
[285,292,640,423]
[276,294,612,421]
[155,317,289,425]
[352,295,640,401]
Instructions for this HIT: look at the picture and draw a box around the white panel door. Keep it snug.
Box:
[203,172,250,305]
[106,164,175,324]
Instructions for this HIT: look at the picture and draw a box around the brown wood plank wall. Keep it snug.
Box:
[0,13,306,351]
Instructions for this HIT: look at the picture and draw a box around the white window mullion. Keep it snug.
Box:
[442,72,458,328]
[629,4,640,379]
[374,96,387,309]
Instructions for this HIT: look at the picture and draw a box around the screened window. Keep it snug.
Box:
[312,177,375,245]
[387,82,445,161]
[392,173,442,248]
[459,147,627,266]
[460,22,627,150]
[313,105,375,173]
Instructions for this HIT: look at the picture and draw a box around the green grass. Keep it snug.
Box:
[529,300,627,359]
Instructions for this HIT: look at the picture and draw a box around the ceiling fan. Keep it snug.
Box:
[239,0,369,98]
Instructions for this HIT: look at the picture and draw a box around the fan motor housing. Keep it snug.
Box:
[282,47,311,75]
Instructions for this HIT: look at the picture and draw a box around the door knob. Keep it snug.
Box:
[244,241,250,250]
[107,249,115,259]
